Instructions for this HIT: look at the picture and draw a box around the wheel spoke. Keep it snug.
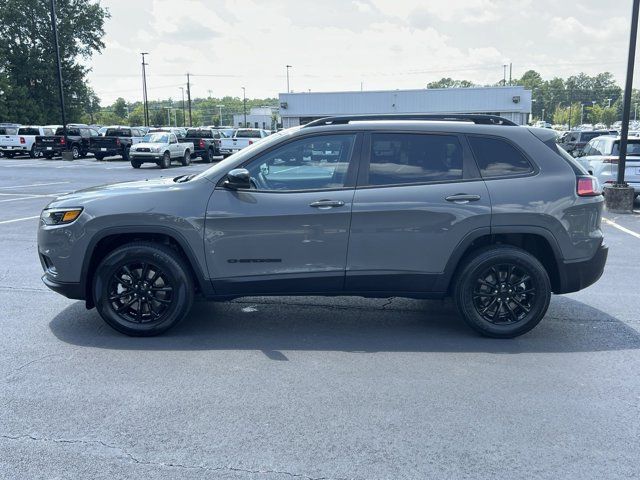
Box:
[150,286,172,292]
[140,263,149,282]
[479,297,498,314]
[511,297,531,314]
[115,296,137,312]
[122,265,137,281]
[505,301,519,322]
[109,290,132,301]
[151,297,172,304]
[477,279,496,289]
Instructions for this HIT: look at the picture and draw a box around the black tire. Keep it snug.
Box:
[160,151,171,169]
[5,152,14,158]
[95,154,105,161]
[44,153,54,159]
[453,246,551,338]
[122,146,131,162]
[29,145,38,158]
[203,147,214,163]
[71,145,80,160]
[93,242,194,336]
[181,149,191,166]
[131,159,142,168]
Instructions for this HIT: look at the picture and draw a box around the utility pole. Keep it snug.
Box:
[141,52,149,127]
[179,87,186,127]
[542,108,545,122]
[580,103,584,125]
[49,0,68,153]
[502,64,507,86]
[605,0,639,212]
[242,86,247,127]
[286,65,292,93]
[509,62,512,85]
[568,87,573,131]
[186,73,192,127]
[217,104,224,126]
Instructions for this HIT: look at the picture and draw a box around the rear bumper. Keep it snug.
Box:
[41,274,84,300]
[89,148,120,157]
[556,243,608,294]
[35,147,62,155]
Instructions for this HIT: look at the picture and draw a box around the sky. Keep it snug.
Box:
[87,0,637,104]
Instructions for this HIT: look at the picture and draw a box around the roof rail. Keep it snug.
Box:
[302,114,518,128]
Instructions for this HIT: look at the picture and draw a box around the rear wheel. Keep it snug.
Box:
[181,149,191,166]
[71,145,80,160]
[29,145,38,158]
[93,242,194,336]
[131,159,142,168]
[44,152,54,159]
[5,152,14,158]
[95,154,105,161]
[122,146,131,161]
[159,151,171,169]
[203,147,214,163]
[453,246,551,338]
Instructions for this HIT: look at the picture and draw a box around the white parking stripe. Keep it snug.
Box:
[0,215,40,225]
[602,217,640,240]
[0,182,70,190]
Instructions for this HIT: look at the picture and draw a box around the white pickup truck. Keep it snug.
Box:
[219,128,270,157]
[0,125,59,158]
[129,131,194,169]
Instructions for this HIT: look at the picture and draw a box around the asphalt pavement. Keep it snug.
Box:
[1,156,640,479]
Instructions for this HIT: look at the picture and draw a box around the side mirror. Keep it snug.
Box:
[224,168,251,190]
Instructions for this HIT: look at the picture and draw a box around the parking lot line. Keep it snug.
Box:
[0,215,40,225]
[602,217,640,240]
[0,182,70,190]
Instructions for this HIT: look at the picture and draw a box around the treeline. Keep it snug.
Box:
[90,96,279,127]
[428,71,637,125]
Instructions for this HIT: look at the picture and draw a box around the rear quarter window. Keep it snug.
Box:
[467,135,534,178]
[18,127,41,135]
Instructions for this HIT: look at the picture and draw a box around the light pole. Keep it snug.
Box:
[502,64,507,86]
[580,103,585,125]
[542,108,545,122]
[49,0,68,155]
[286,65,292,93]
[242,87,246,127]
[592,100,597,124]
[607,98,612,108]
[635,104,638,121]
[140,52,149,127]
[216,104,225,126]
[179,87,186,127]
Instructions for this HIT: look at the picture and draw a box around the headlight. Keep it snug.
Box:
[41,208,83,226]
[152,146,161,153]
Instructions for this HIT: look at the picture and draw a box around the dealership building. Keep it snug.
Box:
[278,86,532,128]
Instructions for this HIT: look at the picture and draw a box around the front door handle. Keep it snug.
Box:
[309,200,345,209]
[445,194,481,204]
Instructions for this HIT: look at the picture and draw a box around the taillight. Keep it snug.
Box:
[19,137,25,144]
[199,139,205,148]
[577,176,601,196]
[602,156,618,164]
[59,136,66,145]
[116,138,121,146]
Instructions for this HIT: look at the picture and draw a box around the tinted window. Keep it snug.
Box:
[18,127,40,136]
[367,133,463,186]
[56,128,80,136]
[106,128,131,137]
[612,140,640,156]
[244,134,356,191]
[581,132,607,142]
[236,129,262,138]
[468,136,533,177]
[0,127,18,135]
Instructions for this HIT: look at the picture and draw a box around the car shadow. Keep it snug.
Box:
[49,295,640,356]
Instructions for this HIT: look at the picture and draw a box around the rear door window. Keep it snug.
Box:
[365,133,463,186]
[18,127,40,136]
[467,135,533,178]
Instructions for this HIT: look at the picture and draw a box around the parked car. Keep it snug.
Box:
[209,126,235,139]
[88,126,145,161]
[148,127,186,139]
[219,128,270,156]
[577,135,640,197]
[128,131,194,168]
[558,130,611,156]
[0,125,58,158]
[180,128,223,163]
[34,125,99,159]
[38,114,607,338]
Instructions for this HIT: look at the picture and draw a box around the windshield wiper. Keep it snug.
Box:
[174,174,196,183]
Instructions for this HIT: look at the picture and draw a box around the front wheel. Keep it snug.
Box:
[131,159,141,168]
[181,149,191,166]
[93,242,194,336]
[159,151,171,169]
[453,246,551,338]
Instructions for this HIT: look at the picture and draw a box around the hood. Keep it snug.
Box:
[46,177,178,208]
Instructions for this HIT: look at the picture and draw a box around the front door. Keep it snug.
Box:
[346,131,491,294]
[205,132,362,295]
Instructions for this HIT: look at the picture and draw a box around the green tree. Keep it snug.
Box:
[427,77,474,88]
[112,97,128,119]
[0,0,109,124]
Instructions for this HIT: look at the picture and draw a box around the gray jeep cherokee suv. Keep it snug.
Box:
[38,114,607,338]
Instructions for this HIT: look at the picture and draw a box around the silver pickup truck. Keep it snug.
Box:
[219,128,270,156]
[129,132,194,169]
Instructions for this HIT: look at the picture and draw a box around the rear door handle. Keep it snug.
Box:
[445,194,481,204]
[309,200,345,209]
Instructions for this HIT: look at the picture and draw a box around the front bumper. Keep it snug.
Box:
[130,152,163,162]
[41,274,84,300]
[556,243,608,294]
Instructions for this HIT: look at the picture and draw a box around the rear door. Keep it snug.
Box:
[345,131,491,294]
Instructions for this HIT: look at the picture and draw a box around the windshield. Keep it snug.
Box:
[142,133,169,143]
[0,127,18,135]
[236,129,262,138]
